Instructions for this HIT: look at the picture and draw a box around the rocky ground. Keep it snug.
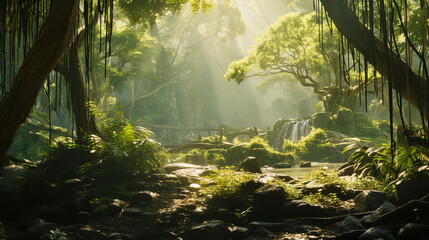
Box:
[2,160,429,240]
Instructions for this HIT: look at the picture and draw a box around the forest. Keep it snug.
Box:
[1,0,429,239]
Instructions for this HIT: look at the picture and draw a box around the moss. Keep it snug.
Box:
[224,137,296,166]
[354,112,383,138]
[283,128,341,162]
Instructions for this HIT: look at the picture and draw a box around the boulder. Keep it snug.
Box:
[92,199,125,217]
[337,164,355,177]
[227,226,250,239]
[313,112,333,129]
[187,220,226,240]
[354,190,388,212]
[336,108,354,127]
[300,162,311,168]
[397,223,429,240]
[240,180,264,193]
[254,184,286,211]
[361,202,397,225]
[282,200,331,218]
[191,206,208,222]
[272,163,292,169]
[75,211,91,223]
[337,216,366,233]
[122,207,145,217]
[238,156,262,173]
[358,227,395,240]
[395,175,429,203]
[130,191,153,206]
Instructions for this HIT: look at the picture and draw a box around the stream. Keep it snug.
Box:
[262,162,344,178]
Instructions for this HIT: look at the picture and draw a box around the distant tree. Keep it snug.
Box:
[225,12,353,113]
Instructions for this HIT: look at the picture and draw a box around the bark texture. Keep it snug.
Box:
[0,0,79,163]
[321,0,429,120]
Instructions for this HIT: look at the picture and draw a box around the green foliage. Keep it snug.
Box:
[224,137,296,166]
[303,192,342,207]
[87,107,164,179]
[347,134,429,186]
[201,169,254,209]
[283,128,341,162]
[200,135,226,144]
[41,229,68,240]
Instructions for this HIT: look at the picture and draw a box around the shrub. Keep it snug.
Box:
[283,128,341,162]
[201,169,254,210]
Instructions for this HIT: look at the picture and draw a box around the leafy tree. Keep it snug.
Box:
[225,12,351,113]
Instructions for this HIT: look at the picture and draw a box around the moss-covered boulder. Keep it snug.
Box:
[313,112,333,129]
[336,108,354,127]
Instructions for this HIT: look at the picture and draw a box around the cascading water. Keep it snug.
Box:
[272,119,312,150]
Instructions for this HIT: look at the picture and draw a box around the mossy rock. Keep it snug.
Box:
[336,108,354,127]
[313,112,333,129]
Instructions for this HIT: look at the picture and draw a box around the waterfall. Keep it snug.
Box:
[272,119,312,150]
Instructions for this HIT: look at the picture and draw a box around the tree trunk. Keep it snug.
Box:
[0,0,79,164]
[321,0,429,120]
[67,42,99,142]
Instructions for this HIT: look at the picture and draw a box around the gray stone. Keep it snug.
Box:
[336,108,354,126]
[191,206,208,222]
[238,156,262,173]
[300,162,311,168]
[359,227,395,240]
[354,190,388,212]
[227,226,250,239]
[163,163,218,174]
[64,178,82,186]
[187,220,226,240]
[122,207,145,217]
[395,175,429,203]
[92,200,123,217]
[337,216,366,233]
[397,223,429,240]
[75,211,91,223]
[337,165,355,176]
[361,202,397,225]
[248,222,284,232]
[254,184,286,211]
[251,227,275,238]
[283,200,331,218]
[240,180,264,193]
[130,191,153,206]
[272,163,292,169]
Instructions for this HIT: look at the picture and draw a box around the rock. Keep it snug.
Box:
[354,190,388,212]
[336,108,354,126]
[248,222,284,232]
[251,227,275,238]
[75,211,91,223]
[187,220,226,240]
[186,154,206,165]
[188,183,201,192]
[359,227,395,240]
[26,219,57,240]
[122,207,145,217]
[300,162,311,168]
[313,112,333,129]
[272,163,292,169]
[240,180,264,193]
[216,209,237,223]
[92,199,125,217]
[130,191,153,206]
[227,226,250,239]
[238,156,262,173]
[337,216,366,233]
[254,184,286,211]
[337,165,355,177]
[191,206,208,222]
[361,202,397,225]
[64,178,82,187]
[283,200,331,218]
[275,174,294,182]
[397,223,429,240]
[395,175,429,203]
